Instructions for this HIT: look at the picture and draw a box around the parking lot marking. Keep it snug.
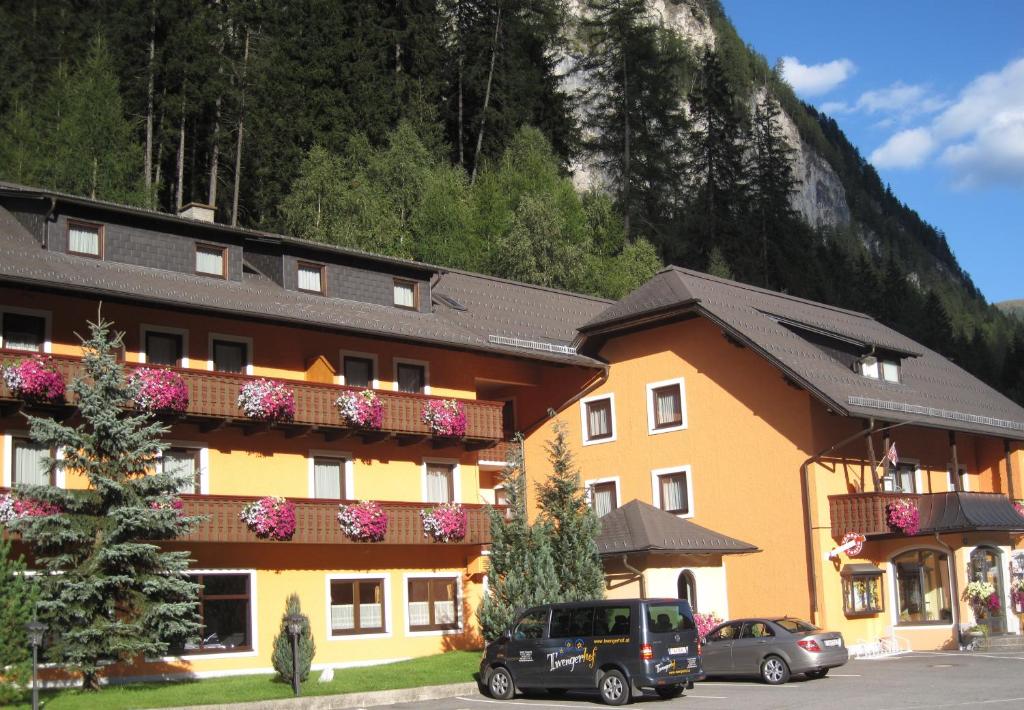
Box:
[455,696,582,708]
[699,681,799,688]
[829,673,861,676]
[875,697,1024,709]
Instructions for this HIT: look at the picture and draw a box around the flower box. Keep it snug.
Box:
[130,368,189,414]
[337,500,388,542]
[0,492,61,525]
[2,356,65,404]
[421,399,467,438]
[420,502,467,543]
[335,390,384,430]
[149,498,185,515]
[886,498,920,536]
[239,496,296,540]
[237,379,296,422]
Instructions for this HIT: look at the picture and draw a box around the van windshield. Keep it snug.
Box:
[645,603,696,633]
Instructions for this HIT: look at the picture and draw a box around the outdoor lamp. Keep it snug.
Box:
[285,613,304,697]
[26,620,47,710]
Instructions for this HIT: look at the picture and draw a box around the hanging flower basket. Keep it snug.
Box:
[420,502,467,543]
[963,580,999,619]
[130,367,189,414]
[1011,579,1024,613]
[149,497,185,516]
[886,498,920,536]
[335,389,384,430]
[1,356,65,404]
[337,500,388,542]
[421,398,467,438]
[1014,501,1024,518]
[239,496,296,540]
[0,493,61,525]
[237,379,296,422]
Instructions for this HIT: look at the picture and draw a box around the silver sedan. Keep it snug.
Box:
[701,617,848,684]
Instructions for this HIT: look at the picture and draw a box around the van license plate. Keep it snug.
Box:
[668,646,688,655]
[824,638,841,647]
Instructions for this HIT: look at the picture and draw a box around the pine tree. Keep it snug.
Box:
[11,314,202,691]
[535,423,605,601]
[271,593,316,684]
[479,436,559,640]
[0,539,38,705]
[706,245,734,280]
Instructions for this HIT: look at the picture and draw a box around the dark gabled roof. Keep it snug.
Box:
[918,492,1024,534]
[596,500,759,556]
[580,266,1024,440]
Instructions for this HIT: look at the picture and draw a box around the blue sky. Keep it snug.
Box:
[722,1,1024,304]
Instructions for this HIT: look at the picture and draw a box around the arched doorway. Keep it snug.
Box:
[678,571,697,612]
[970,547,1006,634]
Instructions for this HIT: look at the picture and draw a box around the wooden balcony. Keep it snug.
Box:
[0,350,504,447]
[475,439,521,466]
[830,491,1024,540]
[829,492,919,538]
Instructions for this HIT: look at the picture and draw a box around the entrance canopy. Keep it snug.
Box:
[596,500,759,556]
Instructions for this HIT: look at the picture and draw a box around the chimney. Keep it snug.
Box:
[178,202,216,223]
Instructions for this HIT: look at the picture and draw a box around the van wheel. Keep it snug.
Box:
[488,666,515,700]
[656,684,684,699]
[599,669,631,706]
[760,656,790,685]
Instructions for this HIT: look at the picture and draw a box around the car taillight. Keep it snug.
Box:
[641,643,653,660]
[697,640,702,656]
[797,639,822,652]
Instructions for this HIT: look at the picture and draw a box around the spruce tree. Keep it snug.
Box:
[535,423,605,601]
[271,594,316,684]
[0,539,38,705]
[479,435,559,640]
[11,315,202,691]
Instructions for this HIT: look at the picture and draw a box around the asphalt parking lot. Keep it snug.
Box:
[373,651,1024,709]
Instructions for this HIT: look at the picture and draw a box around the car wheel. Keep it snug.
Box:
[806,668,829,679]
[655,684,684,699]
[487,666,515,700]
[760,655,790,685]
[599,669,631,706]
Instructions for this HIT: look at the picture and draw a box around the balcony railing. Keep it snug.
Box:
[475,439,521,466]
[828,492,916,538]
[0,350,504,446]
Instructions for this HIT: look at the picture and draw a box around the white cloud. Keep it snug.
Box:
[869,128,936,168]
[940,109,1024,188]
[781,56,856,96]
[819,101,850,114]
[855,82,947,116]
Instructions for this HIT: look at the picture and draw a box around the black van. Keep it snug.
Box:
[480,598,704,705]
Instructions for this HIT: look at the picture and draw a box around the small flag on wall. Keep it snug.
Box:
[884,442,899,467]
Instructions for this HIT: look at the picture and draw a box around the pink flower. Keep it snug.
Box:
[237,379,296,422]
[421,399,467,438]
[150,498,185,515]
[2,357,65,404]
[887,498,920,536]
[337,501,388,542]
[421,502,467,542]
[1014,502,1024,518]
[986,592,1001,613]
[694,612,723,642]
[239,496,296,540]
[130,368,189,413]
[335,390,385,429]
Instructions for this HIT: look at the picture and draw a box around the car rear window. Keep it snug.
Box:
[645,603,696,633]
[774,618,819,633]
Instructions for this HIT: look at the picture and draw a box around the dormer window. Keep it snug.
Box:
[394,279,418,309]
[67,220,103,258]
[298,262,325,295]
[858,356,900,383]
[195,243,226,278]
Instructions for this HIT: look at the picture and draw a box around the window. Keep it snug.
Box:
[144,330,184,367]
[343,356,374,389]
[313,456,346,499]
[13,438,53,486]
[893,549,952,625]
[589,480,617,517]
[841,565,884,616]
[594,606,631,637]
[948,465,969,492]
[882,462,918,493]
[551,607,594,638]
[424,462,455,503]
[860,357,900,382]
[647,378,686,433]
[677,571,697,612]
[330,578,385,636]
[211,338,248,374]
[706,623,740,642]
[174,573,252,654]
[741,621,774,638]
[298,262,325,294]
[645,602,696,633]
[880,360,900,383]
[407,577,459,632]
[67,221,102,258]
[653,468,691,516]
[1,312,46,352]
[396,361,427,394]
[394,279,418,309]
[195,243,227,277]
[513,609,549,640]
[162,447,201,494]
[581,394,615,444]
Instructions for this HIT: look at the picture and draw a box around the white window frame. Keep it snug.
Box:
[324,572,392,642]
[3,431,65,488]
[650,465,695,519]
[402,571,464,637]
[881,457,922,494]
[947,463,970,492]
[139,324,190,368]
[338,350,380,389]
[158,568,259,660]
[393,357,431,395]
[645,377,688,435]
[421,458,461,504]
[0,306,52,353]
[580,393,617,446]
[206,333,254,375]
[158,441,210,495]
[307,450,355,499]
[584,476,621,515]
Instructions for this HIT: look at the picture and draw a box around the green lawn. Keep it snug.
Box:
[6,651,481,709]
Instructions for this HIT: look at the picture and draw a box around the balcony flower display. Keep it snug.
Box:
[1014,501,1024,518]
[0,493,61,525]
[2,356,65,404]
[149,497,185,515]
[963,580,999,619]
[421,398,467,438]
[337,500,388,542]
[420,502,467,543]
[237,379,295,422]
[694,612,724,643]
[239,496,296,541]
[130,367,189,414]
[335,389,384,430]
[886,498,920,536]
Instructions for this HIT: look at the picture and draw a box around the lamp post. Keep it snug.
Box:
[285,613,304,697]
[25,620,47,710]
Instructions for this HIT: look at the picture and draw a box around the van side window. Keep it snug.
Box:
[550,607,595,638]
[594,607,631,636]
[645,603,696,633]
[513,610,549,640]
